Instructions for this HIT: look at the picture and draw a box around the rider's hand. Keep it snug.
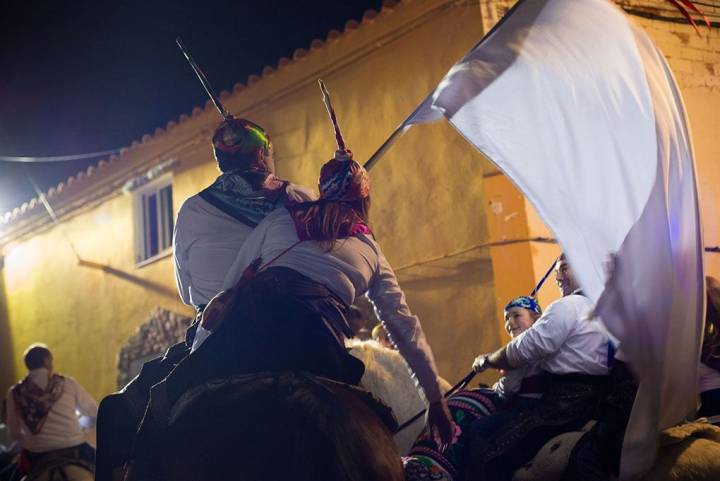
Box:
[472,354,492,373]
[426,398,453,451]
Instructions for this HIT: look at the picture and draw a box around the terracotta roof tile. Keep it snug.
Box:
[326,29,342,42]
[345,19,361,31]
[363,9,379,22]
[292,48,308,60]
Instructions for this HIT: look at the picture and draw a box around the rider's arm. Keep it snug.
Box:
[366,247,442,404]
[70,378,99,419]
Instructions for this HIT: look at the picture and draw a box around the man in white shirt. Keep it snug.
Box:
[96,117,314,481]
[174,116,314,310]
[6,344,97,477]
[467,255,611,481]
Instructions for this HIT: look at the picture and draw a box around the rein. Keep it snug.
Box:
[394,370,477,434]
[394,256,559,434]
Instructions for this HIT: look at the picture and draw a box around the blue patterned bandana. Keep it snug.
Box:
[504,296,542,317]
[198,172,287,228]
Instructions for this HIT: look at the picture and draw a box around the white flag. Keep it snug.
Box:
[409,0,704,477]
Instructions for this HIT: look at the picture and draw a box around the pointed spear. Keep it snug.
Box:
[318,79,347,154]
[176,37,230,120]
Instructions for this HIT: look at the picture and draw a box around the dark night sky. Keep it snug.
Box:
[0,0,381,215]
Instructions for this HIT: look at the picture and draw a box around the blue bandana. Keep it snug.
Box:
[198,172,287,228]
[504,296,542,317]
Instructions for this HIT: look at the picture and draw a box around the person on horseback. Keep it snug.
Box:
[468,255,612,481]
[221,147,452,436]
[175,116,315,313]
[404,295,544,481]
[95,117,315,481]
[126,148,454,476]
[492,295,544,401]
[5,344,97,480]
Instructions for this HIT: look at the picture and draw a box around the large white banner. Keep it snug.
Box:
[407,0,704,476]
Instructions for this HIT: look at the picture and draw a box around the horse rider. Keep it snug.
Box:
[5,344,97,480]
[468,254,612,481]
[404,294,545,481]
[94,117,314,481]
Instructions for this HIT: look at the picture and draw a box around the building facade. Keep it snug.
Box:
[1,0,718,400]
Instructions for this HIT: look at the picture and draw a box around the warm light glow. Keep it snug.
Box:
[4,241,42,287]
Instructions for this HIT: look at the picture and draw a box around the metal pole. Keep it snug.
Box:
[176,37,229,120]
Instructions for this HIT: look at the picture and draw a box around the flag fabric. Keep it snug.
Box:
[407,0,704,476]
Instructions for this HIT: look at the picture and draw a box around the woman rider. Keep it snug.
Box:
[149,148,454,446]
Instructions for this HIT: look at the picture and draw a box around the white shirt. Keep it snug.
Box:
[174,195,254,307]
[505,294,610,376]
[222,208,443,403]
[174,184,316,307]
[6,369,98,453]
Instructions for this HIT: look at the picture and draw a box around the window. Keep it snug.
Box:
[134,177,174,264]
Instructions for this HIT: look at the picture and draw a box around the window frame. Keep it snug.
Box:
[132,173,174,267]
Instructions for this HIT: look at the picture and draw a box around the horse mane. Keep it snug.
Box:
[348,339,452,454]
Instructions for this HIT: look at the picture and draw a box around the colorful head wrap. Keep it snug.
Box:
[503,296,542,317]
[212,117,272,171]
[318,150,370,201]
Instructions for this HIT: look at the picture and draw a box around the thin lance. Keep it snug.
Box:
[24,169,82,263]
[530,256,560,298]
[176,37,229,120]
[318,79,347,154]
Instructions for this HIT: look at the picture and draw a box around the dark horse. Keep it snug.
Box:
[124,371,404,481]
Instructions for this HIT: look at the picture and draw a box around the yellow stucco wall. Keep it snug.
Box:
[1,0,718,401]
